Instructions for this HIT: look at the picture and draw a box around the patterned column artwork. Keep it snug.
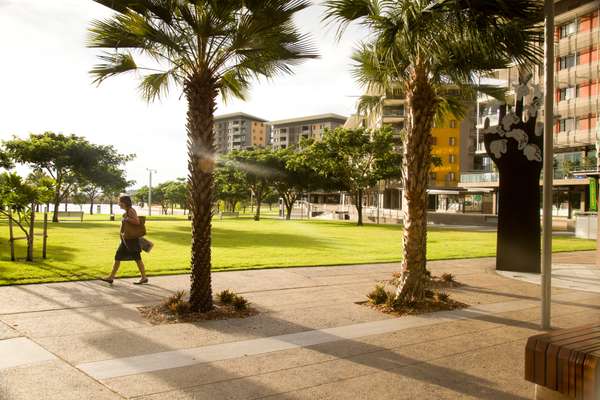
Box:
[483,75,544,273]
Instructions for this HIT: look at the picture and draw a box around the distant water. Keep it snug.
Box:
[40,203,186,216]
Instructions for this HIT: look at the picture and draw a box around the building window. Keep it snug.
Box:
[431,136,437,145]
[559,118,576,132]
[447,172,456,182]
[449,137,456,146]
[560,20,578,38]
[559,86,578,101]
[448,154,456,164]
[559,54,579,70]
[383,105,405,117]
[449,120,457,128]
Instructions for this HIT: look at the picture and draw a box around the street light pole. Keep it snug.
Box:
[541,0,554,330]
[147,168,157,216]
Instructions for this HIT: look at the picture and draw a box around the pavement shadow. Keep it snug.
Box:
[1,278,544,399]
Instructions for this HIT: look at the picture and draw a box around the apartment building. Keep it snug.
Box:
[359,87,473,213]
[270,114,347,150]
[460,0,600,217]
[213,112,270,154]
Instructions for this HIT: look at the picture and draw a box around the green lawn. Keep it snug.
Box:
[0,216,595,285]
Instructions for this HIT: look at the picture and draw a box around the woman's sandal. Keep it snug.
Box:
[133,278,148,285]
[100,277,114,284]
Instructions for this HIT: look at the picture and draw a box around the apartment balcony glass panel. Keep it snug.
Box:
[460,172,499,184]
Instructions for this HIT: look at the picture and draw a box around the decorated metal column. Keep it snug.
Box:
[483,75,544,273]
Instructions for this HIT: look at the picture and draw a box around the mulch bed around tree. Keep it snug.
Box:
[360,276,469,317]
[138,302,259,325]
[361,296,469,317]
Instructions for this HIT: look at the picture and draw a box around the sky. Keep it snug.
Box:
[0,0,366,188]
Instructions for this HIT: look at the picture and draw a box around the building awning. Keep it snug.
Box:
[427,189,463,195]
[466,188,495,193]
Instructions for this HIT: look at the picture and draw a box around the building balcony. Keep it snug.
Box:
[460,171,499,185]
[557,28,600,58]
[382,98,406,106]
[382,116,406,124]
[554,129,598,148]
[556,97,598,118]
[557,60,600,85]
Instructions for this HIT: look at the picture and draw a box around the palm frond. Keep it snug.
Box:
[90,52,138,84]
[323,0,382,39]
[138,71,173,102]
[219,69,250,103]
[357,95,382,117]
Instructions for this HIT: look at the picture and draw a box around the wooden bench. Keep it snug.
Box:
[219,211,239,219]
[525,324,600,399]
[56,211,84,222]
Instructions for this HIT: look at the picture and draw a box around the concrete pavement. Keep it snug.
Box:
[1,251,599,399]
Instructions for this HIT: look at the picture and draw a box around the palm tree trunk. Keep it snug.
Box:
[186,77,217,313]
[396,73,437,304]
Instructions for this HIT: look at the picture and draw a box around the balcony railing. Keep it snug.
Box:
[460,172,499,184]
[555,129,598,147]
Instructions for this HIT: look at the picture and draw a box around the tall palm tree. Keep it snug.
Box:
[88,0,317,312]
[324,0,543,304]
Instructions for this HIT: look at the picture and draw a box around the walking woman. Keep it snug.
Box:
[102,195,148,285]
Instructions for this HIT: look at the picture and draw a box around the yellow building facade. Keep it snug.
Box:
[430,116,461,188]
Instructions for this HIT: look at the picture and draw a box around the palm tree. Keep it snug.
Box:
[324,0,542,304]
[88,0,317,312]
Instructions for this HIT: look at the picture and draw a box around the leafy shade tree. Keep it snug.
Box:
[4,132,133,222]
[301,127,401,226]
[271,148,330,220]
[163,178,189,214]
[151,184,169,215]
[0,173,53,261]
[215,160,249,212]
[227,149,278,221]
[134,186,149,208]
[89,0,317,312]
[0,150,13,169]
[80,166,130,215]
[27,170,55,212]
[325,0,542,303]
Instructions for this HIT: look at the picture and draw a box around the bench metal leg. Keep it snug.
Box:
[535,385,572,400]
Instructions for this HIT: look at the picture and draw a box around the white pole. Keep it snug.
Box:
[542,0,554,330]
[147,168,156,216]
[149,170,152,216]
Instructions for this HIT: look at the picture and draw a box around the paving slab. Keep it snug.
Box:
[1,251,599,399]
[0,337,56,370]
[0,320,19,340]
[0,360,121,400]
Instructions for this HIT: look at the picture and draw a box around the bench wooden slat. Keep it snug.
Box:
[548,331,600,391]
[584,355,600,399]
[526,324,600,399]
[525,337,538,382]
[536,339,551,385]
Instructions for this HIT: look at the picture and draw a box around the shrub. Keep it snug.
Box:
[163,290,186,309]
[436,291,450,303]
[367,285,388,305]
[232,294,249,311]
[169,300,191,316]
[218,289,236,304]
[441,273,456,283]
